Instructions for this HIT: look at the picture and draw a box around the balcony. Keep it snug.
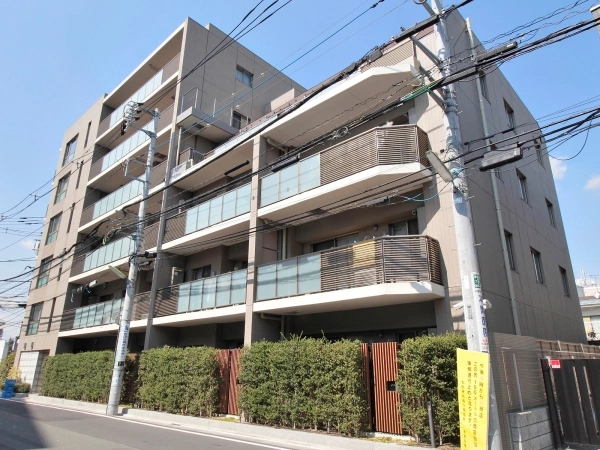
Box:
[253,235,444,315]
[80,161,167,230]
[144,183,252,254]
[175,87,239,144]
[131,270,248,327]
[58,297,148,338]
[96,53,180,138]
[89,104,174,186]
[70,235,134,283]
[258,125,430,222]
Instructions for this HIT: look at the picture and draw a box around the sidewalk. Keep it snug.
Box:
[19,394,432,450]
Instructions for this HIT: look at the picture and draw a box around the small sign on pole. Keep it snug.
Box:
[549,359,561,369]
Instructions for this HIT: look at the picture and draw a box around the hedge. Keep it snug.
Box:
[136,346,220,417]
[396,332,467,445]
[238,336,366,436]
[40,350,135,403]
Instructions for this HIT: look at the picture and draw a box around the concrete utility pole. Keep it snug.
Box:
[430,2,501,449]
[431,0,488,353]
[106,103,159,416]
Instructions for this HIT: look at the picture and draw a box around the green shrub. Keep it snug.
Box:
[136,346,220,417]
[40,351,134,403]
[14,382,30,393]
[396,332,467,445]
[238,336,366,436]
[0,353,15,388]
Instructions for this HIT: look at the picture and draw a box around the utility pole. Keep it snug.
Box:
[430,2,501,449]
[106,103,159,416]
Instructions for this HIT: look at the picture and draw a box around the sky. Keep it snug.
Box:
[0,0,599,338]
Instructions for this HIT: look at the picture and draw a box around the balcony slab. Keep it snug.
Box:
[253,282,444,316]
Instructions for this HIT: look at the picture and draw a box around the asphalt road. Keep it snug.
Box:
[0,399,311,450]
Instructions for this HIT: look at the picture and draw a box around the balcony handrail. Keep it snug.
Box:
[91,103,175,178]
[98,53,181,134]
[157,268,248,293]
[60,297,124,331]
[254,234,428,269]
[259,124,423,180]
[255,235,442,301]
[259,124,426,208]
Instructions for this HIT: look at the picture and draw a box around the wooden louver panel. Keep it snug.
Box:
[371,342,402,434]
[320,132,378,185]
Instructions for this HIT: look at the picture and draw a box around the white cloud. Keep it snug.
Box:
[550,158,567,180]
[19,239,37,250]
[585,175,600,192]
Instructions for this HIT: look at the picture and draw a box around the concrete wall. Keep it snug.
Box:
[17,95,105,361]
[445,11,585,342]
[507,407,554,450]
[178,19,305,132]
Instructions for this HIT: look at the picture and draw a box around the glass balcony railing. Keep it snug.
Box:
[184,184,251,235]
[97,53,180,137]
[101,125,152,172]
[82,236,135,273]
[257,254,321,300]
[90,103,174,180]
[71,298,123,330]
[261,155,320,206]
[256,235,442,301]
[81,162,167,227]
[106,73,164,131]
[177,269,248,313]
[93,179,143,220]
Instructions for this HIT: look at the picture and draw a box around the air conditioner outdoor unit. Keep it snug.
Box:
[170,160,192,182]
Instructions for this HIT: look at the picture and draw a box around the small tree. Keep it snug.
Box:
[396,333,467,445]
[1,353,15,388]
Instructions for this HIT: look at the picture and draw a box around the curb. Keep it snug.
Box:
[21,395,428,450]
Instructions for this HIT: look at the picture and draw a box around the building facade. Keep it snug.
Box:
[16,13,585,390]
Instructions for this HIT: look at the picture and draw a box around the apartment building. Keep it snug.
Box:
[16,12,586,390]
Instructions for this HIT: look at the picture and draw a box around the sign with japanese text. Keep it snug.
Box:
[457,349,489,449]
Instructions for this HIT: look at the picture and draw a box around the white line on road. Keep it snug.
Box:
[0,398,294,450]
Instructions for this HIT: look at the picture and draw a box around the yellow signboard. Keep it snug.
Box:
[457,349,489,450]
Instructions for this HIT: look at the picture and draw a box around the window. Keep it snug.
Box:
[66,203,75,233]
[531,248,544,284]
[26,303,43,335]
[517,171,528,203]
[36,256,53,288]
[45,213,61,244]
[312,233,359,252]
[84,121,92,147]
[47,298,56,332]
[479,73,489,100]
[505,231,516,270]
[63,136,78,166]
[504,101,515,129]
[55,174,70,204]
[390,219,419,236]
[231,111,248,130]
[193,265,212,280]
[559,266,570,297]
[235,66,253,87]
[535,140,544,167]
[546,199,555,227]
